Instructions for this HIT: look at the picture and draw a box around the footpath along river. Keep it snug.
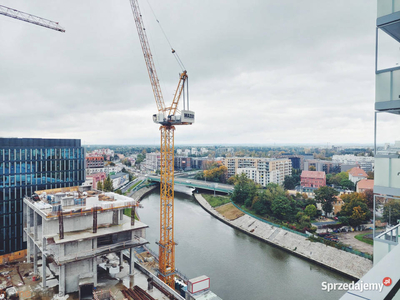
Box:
[138,187,350,300]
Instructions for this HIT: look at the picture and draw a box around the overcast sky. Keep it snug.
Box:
[0,1,397,145]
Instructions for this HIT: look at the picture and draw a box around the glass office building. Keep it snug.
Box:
[0,138,85,256]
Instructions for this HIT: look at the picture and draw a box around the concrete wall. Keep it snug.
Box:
[42,210,116,236]
[194,194,372,279]
[65,239,93,256]
[65,260,93,293]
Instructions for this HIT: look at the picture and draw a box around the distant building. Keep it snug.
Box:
[191,157,209,169]
[145,152,161,172]
[110,172,129,190]
[224,157,292,186]
[176,149,183,155]
[304,159,341,174]
[85,172,107,190]
[0,138,85,261]
[300,171,326,188]
[191,148,198,155]
[332,154,374,172]
[175,156,191,171]
[86,156,105,169]
[356,179,374,193]
[348,167,368,185]
[200,148,209,155]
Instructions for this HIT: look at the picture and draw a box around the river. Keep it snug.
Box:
[138,187,350,300]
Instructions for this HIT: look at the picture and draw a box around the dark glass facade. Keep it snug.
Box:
[0,138,85,255]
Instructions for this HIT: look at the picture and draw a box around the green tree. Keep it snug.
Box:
[283,175,296,190]
[314,186,339,216]
[271,196,295,220]
[364,189,374,210]
[304,204,317,218]
[97,180,103,191]
[340,179,354,190]
[115,189,122,195]
[340,193,371,227]
[383,199,400,225]
[309,165,316,171]
[103,175,114,192]
[232,173,257,206]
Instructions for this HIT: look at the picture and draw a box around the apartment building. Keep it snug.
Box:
[341,4,400,298]
[224,157,291,186]
[145,152,161,172]
[300,171,326,188]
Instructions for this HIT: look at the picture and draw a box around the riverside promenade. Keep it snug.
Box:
[194,194,372,279]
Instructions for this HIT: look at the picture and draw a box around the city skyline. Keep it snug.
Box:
[0,1,397,145]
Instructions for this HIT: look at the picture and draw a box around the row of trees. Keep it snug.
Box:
[195,162,228,183]
[231,173,317,232]
[97,175,114,192]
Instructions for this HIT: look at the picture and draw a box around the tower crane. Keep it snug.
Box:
[0,5,65,32]
[130,0,194,289]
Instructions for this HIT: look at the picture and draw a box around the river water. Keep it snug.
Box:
[138,187,350,300]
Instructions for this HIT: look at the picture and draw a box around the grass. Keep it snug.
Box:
[355,233,374,245]
[215,203,244,220]
[124,180,143,195]
[202,194,230,207]
[124,208,139,220]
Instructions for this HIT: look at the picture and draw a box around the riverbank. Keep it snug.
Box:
[194,194,372,279]
[131,185,157,201]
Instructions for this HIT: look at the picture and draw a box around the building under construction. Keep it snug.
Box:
[23,187,148,296]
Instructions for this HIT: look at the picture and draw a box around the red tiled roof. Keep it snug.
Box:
[357,179,374,190]
[301,170,326,179]
[349,167,368,178]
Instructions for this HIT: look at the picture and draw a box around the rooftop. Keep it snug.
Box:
[349,167,368,178]
[357,179,374,190]
[300,170,326,179]
[25,187,137,219]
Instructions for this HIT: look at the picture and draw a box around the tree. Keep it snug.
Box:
[309,165,316,171]
[340,193,371,227]
[340,179,354,191]
[232,173,257,206]
[115,189,122,195]
[304,204,317,218]
[97,180,103,191]
[271,196,295,220]
[364,189,374,210]
[314,186,339,216]
[204,165,228,183]
[103,175,114,192]
[283,175,296,190]
[367,171,374,179]
[383,199,400,225]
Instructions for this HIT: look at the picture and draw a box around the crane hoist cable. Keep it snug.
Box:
[144,0,186,71]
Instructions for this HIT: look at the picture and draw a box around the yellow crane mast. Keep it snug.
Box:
[129,0,194,289]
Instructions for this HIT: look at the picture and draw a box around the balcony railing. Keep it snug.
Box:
[374,223,400,264]
[378,0,400,18]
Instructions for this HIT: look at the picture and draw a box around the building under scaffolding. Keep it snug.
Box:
[23,186,148,296]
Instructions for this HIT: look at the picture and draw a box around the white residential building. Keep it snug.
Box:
[225,157,292,186]
[145,152,161,171]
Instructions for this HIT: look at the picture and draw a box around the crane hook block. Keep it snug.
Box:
[171,49,175,53]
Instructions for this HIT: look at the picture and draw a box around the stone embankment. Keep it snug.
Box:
[194,194,372,279]
[131,185,157,201]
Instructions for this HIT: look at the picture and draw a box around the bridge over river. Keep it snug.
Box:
[147,176,234,194]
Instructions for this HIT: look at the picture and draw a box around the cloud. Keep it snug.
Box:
[0,0,380,145]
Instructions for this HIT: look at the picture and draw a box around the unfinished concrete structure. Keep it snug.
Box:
[23,187,148,295]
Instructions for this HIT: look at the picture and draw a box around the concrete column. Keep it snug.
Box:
[93,257,97,287]
[33,212,38,241]
[92,238,97,249]
[120,251,123,266]
[120,210,123,220]
[59,265,65,296]
[27,237,31,263]
[130,248,134,275]
[33,245,38,274]
[42,237,46,288]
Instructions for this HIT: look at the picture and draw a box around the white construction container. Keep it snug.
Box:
[187,275,210,294]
